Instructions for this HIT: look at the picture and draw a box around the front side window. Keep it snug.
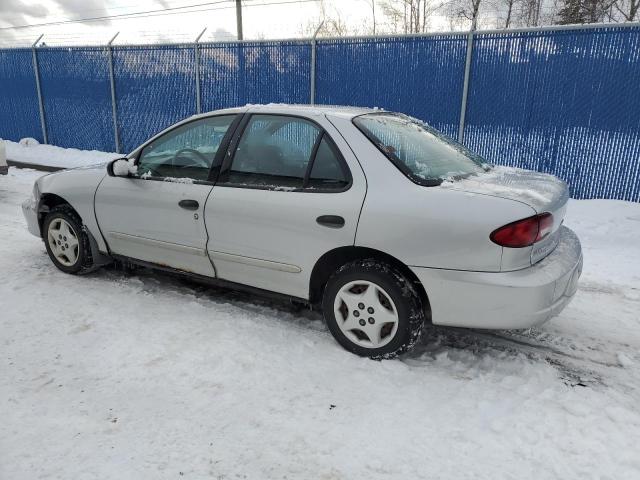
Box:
[137,115,235,181]
[353,113,487,186]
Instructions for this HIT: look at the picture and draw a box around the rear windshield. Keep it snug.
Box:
[353,113,487,185]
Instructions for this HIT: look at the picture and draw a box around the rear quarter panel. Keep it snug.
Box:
[330,116,536,272]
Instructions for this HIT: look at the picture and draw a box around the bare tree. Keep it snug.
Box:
[380,0,448,33]
[519,0,542,25]
[450,0,483,28]
[613,0,639,20]
[301,0,372,37]
[362,0,377,35]
[487,0,522,26]
[503,0,518,26]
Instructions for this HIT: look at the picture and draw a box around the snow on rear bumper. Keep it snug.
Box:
[410,226,583,329]
[22,198,40,237]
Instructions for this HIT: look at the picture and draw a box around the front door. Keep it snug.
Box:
[204,113,366,299]
[95,115,237,276]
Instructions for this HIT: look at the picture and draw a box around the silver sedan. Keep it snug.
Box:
[22,104,583,358]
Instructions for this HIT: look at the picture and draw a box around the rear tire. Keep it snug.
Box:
[43,205,93,274]
[322,259,425,359]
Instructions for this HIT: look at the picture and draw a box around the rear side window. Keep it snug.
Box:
[353,113,486,185]
[226,115,319,189]
[222,114,350,191]
[306,136,349,190]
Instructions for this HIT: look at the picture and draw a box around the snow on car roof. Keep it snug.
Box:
[194,103,382,120]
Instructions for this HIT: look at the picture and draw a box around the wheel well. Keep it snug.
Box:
[37,193,76,236]
[309,246,431,317]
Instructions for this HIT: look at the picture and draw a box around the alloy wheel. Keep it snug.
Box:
[333,280,399,348]
[47,218,80,267]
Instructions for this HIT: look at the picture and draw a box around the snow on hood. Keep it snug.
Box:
[440,165,568,212]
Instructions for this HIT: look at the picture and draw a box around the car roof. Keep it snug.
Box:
[191,103,382,121]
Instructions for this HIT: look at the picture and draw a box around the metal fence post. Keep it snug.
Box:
[194,28,207,114]
[31,34,47,144]
[310,21,324,105]
[107,32,120,153]
[310,39,317,105]
[458,28,475,144]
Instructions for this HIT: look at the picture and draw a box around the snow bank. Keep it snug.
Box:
[5,139,119,168]
[564,199,640,289]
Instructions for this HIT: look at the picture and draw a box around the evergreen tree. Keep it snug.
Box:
[558,0,587,23]
[557,0,615,24]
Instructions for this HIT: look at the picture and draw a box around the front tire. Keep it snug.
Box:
[43,205,93,274]
[322,259,426,359]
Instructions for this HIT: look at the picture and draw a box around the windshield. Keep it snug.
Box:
[353,113,488,185]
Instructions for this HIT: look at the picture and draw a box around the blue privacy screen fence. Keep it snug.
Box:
[0,23,638,201]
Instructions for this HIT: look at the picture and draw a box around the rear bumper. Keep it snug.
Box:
[410,226,583,330]
[22,198,41,237]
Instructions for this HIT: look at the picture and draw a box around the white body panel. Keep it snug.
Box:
[94,176,215,276]
[205,185,365,299]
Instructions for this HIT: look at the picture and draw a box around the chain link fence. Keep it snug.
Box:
[0,23,638,200]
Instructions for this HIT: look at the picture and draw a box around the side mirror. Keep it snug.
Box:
[108,158,137,177]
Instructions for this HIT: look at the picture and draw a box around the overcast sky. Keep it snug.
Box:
[0,0,420,46]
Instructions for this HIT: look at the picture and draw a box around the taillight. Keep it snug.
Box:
[537,212,554,241]
[490,213,554,248]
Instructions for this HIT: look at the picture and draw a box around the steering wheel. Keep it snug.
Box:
[171,148,210,170]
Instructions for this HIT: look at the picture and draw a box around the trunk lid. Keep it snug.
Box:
[442,166,569,266]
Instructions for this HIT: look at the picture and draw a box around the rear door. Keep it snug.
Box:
[95,115,238,276]
[204,113,366,299]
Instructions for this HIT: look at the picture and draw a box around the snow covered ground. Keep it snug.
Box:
[1,166,639,479]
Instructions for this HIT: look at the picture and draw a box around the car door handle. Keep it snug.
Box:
[316,215,345,228]
[178,199,199,210]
